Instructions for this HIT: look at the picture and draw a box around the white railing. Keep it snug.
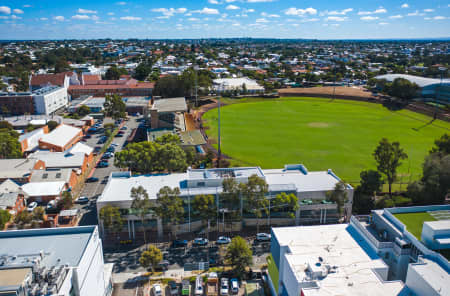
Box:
[350,216,394,250]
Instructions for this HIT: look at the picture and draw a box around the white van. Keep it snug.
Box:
[195,275,203,296]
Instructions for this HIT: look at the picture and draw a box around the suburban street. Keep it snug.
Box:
[76,116,141,226]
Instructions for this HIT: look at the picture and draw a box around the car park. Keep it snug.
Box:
[220,278,229,296]
[153,284,162,296]
[193,238,209,246]
[27,202,37,212]
[230,279,238,294]
[172,239,188,248]
[168,281,179,296]
[86,177,99,183]
[256,233,271,241]
[75,196,89,204]
[216,236,231,245]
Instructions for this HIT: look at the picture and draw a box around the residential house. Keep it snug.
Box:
[38,124,83,152]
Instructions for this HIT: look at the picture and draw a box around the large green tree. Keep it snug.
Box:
[352,170,382,215]
[0,129,22,159]
[139,245,163,272]
[104,94,126,119]
[272,192,299,219]
[326,181,349,218]
[131,186,152,245]
[105,65,128,80]
[154,186,184,238]
[385,78,420,101]
[133,62,152,81]
[225,236,253,277]
[373,138,408,198]
[192,194,217,240]
[0,209,11,230]
[99,206,124,237]
[240,174,269,233]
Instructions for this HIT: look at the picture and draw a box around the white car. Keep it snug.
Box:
[46,200,57,210]
[152,284,162,296]
[27,202,38,212]
[220,278,229,296]
[217,236,231,245]
[75,196,89,204]
[256,233,271,241]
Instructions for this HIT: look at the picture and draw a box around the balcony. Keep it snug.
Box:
[350,216,394,250]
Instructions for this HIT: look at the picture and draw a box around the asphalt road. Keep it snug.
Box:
[76,116,141,226]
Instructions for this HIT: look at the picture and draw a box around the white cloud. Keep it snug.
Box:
[326,16,348,22]
[10,15,21,19]
[247,0,275,2]
[188,17,199,21]
[78,8,97,14]
[208,0,219,4]
[193,7,219,15]
[433,16,446,20]
[116,2,126,5]
[226,5,239,10]
[358,8,387,15]
[0,6,11,14]
[285,7,317,16]
[255,18,269,23]
[107,12,115,15]
[261,12,279,17]
[54,15,65,21]
[13,9,24,14]
[360,16,379,21]
[379,22,389,25]
[407,10,424,16]
[151,7,187,18]
[120,16,142,20]
[302,18,319,22]
[401,3,409,8]
[40,17,48,21]
[327,8,353,15]
[23,5,32,8]
[245,8,255,13]
[389,15,403,19]
[72,14,90,20]
[423,9,434,12]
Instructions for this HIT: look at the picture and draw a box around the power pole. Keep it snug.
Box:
[217,95,221,168]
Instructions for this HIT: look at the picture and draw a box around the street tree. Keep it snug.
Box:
[77,105,91,117]
[130,186,152,245]
[104,94,126,119]
[193,194,217,240]
[103,123,115,138]
[105,65,127,80]
[225,236,253,277]
[47,120,59,131]
[373,138,408,198]
[221,177,242,225]
[58,191,73,210]
[0,209,11,230]
[359,169,383,195]
[99,206,124,238]
[326,181,348,218]
[0,129,22,159]
[155,133,181,145]
[240,174,269,233]
[272,192,299,219]
[430,133,450,155]
[154,186,184,238]
[139,245,163,272]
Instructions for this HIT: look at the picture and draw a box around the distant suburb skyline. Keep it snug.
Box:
[0,0,449,40]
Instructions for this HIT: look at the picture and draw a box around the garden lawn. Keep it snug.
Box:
[393,212,437,240]
[203,97,450,183]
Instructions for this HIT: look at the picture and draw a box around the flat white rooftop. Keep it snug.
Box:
[39,124,81,148]
[263,169,340,192]
[273,225,404,296]
[409,258,450,295]
[424,220,450,231]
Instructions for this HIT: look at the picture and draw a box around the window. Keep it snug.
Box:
[42,173,48,179]
[197,182,205,187]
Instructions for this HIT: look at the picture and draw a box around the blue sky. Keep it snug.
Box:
[0,0,449,39]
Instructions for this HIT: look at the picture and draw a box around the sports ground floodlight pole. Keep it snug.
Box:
[217,90,222,168]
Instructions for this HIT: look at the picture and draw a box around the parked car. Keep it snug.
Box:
[75,196,89,204]
[220,278,229,296]
[157,260,170,271]
[46,200,57,210]
[168,281,179,296]
[86,177,99,183]
[106,147,115,153]
[172,239,188,248]
[195,276,203,296]
[153,284,162,296]
[97,161,109,168]
[256,233,271,241]
[27,202,37,212]
[193,238,209,246]
[114,133,124,138]
[216,236,231,245]
[102,152,114,159]
[120,126,127,130]
[93,146,102,153]
[230,279,239,294]
[118,130,125,135]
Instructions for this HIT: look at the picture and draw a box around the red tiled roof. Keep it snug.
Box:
[82,74,101,85]
[30,72,74,87]
[68,82,154,90]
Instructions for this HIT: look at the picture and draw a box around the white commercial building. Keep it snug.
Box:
[269,224,405,296]
[213,77,264,94]
[0,226,113,296]
[97,164,353,238]
[33,86,69,115]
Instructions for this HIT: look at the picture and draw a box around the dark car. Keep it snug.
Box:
[106,147,115,153]
[172,239,188,248]
[97,162,109,168]
[120,126,127,130]
[86,177,99,183]
[94,146,102,153]
[114,134,124,138]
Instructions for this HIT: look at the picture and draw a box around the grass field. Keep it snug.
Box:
[393,212,437,240]
[203,97,450,183]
